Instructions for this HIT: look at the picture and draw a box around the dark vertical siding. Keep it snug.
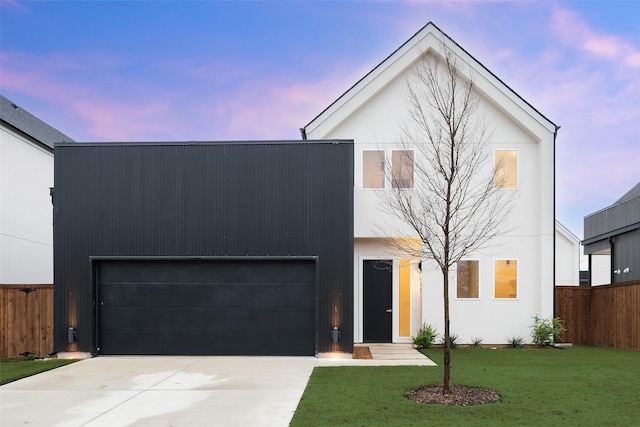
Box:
[613,229,640,283]
[53,141,353,354]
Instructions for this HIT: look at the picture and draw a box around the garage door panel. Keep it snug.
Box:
[99,331,315,356]
[100,307,315,333]
[96,259,316,355]
[100,282,314,307]
[99,260,314,284]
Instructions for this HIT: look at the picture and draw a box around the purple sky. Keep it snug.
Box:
[2,1,639,238]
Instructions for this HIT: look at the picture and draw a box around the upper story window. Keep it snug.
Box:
[494,259,517,298]
[457,260,479,298]
[363,150,385,188]
[392,150,414,188]
[495,150,517,189]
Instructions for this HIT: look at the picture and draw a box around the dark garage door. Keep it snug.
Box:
[95,258,316,356]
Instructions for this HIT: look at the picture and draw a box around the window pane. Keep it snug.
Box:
[495,150,517,188]
[457,260,479,298]
[495,259,517,298]
[392,150,414,188]
[363,150,385,188]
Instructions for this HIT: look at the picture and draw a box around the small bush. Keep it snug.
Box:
[439,333,460,349]
[531,315,566,346]
[412,323,438,349]
[469,337,484,349]
[506,336,525,349]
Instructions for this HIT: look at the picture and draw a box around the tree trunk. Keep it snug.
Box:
[442,267,451,393]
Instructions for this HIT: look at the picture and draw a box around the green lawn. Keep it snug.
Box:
[0,357,78,385]
[291,346,640,426]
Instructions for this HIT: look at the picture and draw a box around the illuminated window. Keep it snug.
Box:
[363,150,385,188]
[392,150,414,188]
[495,259,517,298]
[457,260,479,298]
[495,150,517,189]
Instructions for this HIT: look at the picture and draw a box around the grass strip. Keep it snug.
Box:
[291,346,640,426]
[1,357,78,385]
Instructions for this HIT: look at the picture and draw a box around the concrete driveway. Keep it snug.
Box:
[0,356,316,427]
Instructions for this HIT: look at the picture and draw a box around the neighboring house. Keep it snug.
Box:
[302,22,558,344]
[52,141,354,356]
[583,182,640,285]
[555,220,581,286]
[0,95,73,285]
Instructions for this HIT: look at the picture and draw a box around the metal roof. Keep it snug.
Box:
[615,181,640,204]
[0,95,74,149]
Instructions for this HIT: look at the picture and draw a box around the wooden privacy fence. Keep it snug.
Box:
[556,280,640,351]
[0,284,53,358]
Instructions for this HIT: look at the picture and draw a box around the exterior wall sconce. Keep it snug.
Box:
[331,326,340,343]
[67,327,76,343]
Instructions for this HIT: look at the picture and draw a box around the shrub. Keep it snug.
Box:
[439,333,460,349]
[412,323,438,349]
[469,337,484,349]
[506,336,525,349]
[531,315,566,346]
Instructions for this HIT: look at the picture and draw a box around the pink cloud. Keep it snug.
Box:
[0,0,29,12]
[551,6,640,69]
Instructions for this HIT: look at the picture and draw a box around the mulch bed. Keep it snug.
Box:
[406,385,500,406]
[352,346,373,359]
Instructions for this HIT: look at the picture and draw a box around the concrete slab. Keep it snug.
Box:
[0,356,316,427]
[0,348,435,426]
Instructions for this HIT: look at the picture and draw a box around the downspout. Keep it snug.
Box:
[552,125,560,320]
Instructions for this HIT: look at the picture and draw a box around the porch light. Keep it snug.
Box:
[331,326,340,343]
[67,327,76,343]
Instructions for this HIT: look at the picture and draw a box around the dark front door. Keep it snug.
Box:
[363,260,392,342]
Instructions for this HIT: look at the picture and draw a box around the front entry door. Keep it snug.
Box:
[363,260,393,342]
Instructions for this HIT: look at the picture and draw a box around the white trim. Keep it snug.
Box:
[454,258,481,300]
[493,258,519,300]
[360,149,386,190]
[494,148,519,190]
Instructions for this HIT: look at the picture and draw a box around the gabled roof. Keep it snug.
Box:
[555,219,580,244]
[302,21,557,138]
[0,95,74,150]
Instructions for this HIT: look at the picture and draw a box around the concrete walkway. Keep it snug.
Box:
[0,347,435,426]
[317,343,436,366]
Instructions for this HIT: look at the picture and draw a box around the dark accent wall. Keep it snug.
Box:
[53,141,354,354]
[584,192,640,283]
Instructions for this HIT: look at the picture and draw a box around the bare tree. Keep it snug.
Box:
[378,44,513,393]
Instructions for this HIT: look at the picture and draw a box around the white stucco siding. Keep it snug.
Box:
[422,235,547,344]
[555,226,580,286]
[0,126,54,283]
[317,57,545,240]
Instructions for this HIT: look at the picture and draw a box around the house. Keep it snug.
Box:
[583,182,640,285]
[301,22,558,344]
[0,95,73,285]
[52,140,354,356]
[555,220,581,286]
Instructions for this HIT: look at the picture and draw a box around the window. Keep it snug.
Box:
[495,150,517,189]
[363,150,385,188]
[392,150,414,188]
[494,259,517,298]
[457,260,479,298]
